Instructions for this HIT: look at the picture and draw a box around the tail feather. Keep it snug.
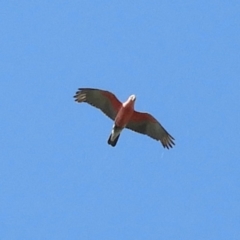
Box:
[108,134,120,147]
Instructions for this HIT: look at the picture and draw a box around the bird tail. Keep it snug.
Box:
[107,125,122,147]
[107,134,120,147]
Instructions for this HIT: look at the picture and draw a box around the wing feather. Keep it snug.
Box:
[126,111,175,149]
[74,88,121,120]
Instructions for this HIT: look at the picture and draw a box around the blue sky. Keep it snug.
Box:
[1,1,240,239]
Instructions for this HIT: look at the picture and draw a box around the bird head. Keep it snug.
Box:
[123,94,136,107]
[129,94,136,102]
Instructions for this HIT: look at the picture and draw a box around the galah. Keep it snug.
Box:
[74,88,175,149]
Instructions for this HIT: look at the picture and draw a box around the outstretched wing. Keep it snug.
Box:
[74,88,122,120]
[126,111,175,149]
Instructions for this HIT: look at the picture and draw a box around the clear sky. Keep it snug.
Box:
[1,1,240,239]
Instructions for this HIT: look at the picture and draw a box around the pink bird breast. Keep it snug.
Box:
[115,96,135,127]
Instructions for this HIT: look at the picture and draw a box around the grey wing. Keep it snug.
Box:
[126,111,175,149]
[74,88,122,120]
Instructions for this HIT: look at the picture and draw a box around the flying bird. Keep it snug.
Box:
[74,88,175,149]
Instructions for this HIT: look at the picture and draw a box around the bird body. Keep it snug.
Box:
[108,95,135,146]
[74,88,175,149]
